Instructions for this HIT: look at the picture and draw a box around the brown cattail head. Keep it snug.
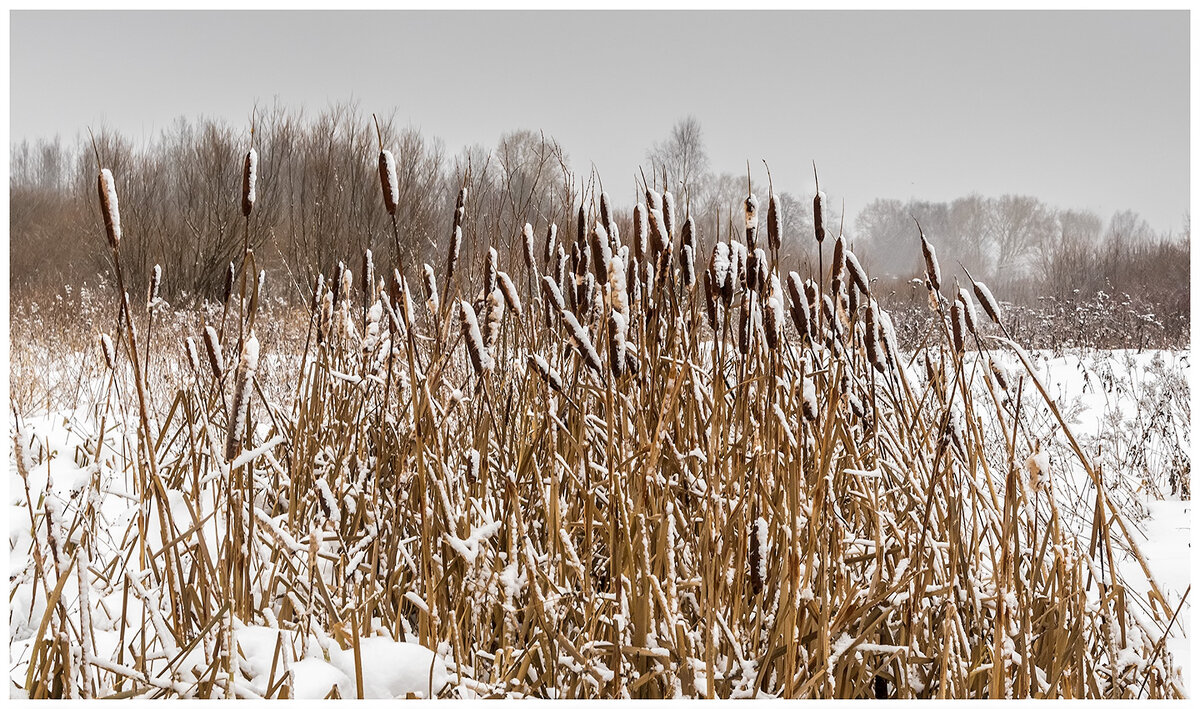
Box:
[703,270,719,330]
[680,244,696,290]
[446,225,463,286]
[864,300,884,373]
[786,272,811,340]
[744,193,759,250]
[599,192,612,231]
[544,223,558,264]
[224,262,236,304]
[918,225,942,293]
[203,325,223,380]
[764,274,784,350]
[645,187,662,212]
[522,223,537,273]
[803,279,820,337]
[496,271,523,319]
[711,242,732,301]
[97,168,122,250]
[528,354,564,393]
[484,288,505,353]
[846,251,870,295]
[608,309,627,379]
[633,203,648,262]
[973,279,1002,325]
[378,150,399,215]
[362,250,375,304]
[241,148,257,217]
[813,190,826,244]
[831,236,846,293]
[957,287,979,336]
[460,299,492,376]
[590,222,612,282]
[184,336,201,374]
[224,333,260,462]
[99,334,115,370]
[147,264,162,306]
[950,300,966,354]
[648,208,669,255]
[453,186,467,231]
[485,247,498,298]
[767,193,781,252]
[422,264,439,315]
[662,190,676,240]
[562,309,604,379]
[576,204,587,248]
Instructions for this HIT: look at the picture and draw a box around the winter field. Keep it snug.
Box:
[7,158,1193,699]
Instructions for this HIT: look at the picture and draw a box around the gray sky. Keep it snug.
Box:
[10,10,1190,235]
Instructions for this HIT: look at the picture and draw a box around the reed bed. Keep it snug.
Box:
[7,145,1188,699]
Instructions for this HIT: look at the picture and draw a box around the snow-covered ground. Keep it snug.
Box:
[8,348,1190,697]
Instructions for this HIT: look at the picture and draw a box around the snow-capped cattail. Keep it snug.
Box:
[223,262,236,305]
[97,168,121,250]
[362,250,375,304]
[485,247,498,298]
[645,187,662,212]
[224,333,259,462]
[1025,441,1047,495]
[830,236,846,294]
[484,288,505,354]
[147,264,162,306]
[422,264,439,315]
[241,147,257,217]
[731,241,747,288]
[562,310,604,378]
[804,279,820,337]
[648,208,669,255]
[544,223,557,264]
[541,275,566,313]
[310,273,325,313]
[711,242,731,292]
[608,256,628,321]
[973,279,1002,325]
[764,274,785,350]
[633,203,648,263]
[738,296,754,355]
[576,204,587,248]
[680,244,696,290]
[786,272,811,339]
[813,190,826,244]
[378,150,399,216]
[744,193,759,250]
[663,190,676,239]
[453,186,467,231]
[496,271,522,318]
[990,357,1011,393]
[864,300,884,373]
[767,193,781,252]
[750,248,768,294]
[340,264,353,308]
[846,251,870,295]
[801,374,818,422]
[950,300,967,354]
[203,326,223,380]
[918,227,941,293]
[446,225,463,286]
[822,294,839,340]
[590,222,612,282]
[528,354,564,393]
[609,310,627,379]
[580,272,597,317]
[750,516,768,596]
[957,287,979,335]
[184,336,201,374]
[522,223,537,276]
[703,270,719,330]
[99,334,115,370]
[251,269,266,317]
[460,300,491,376]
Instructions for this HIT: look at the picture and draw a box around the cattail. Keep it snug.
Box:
[711,242,731,291]
[363,250,375,304]
[973,279,1002,325]
[749,248,767,294]
[496,271,523,318]
[801,374,818,422]
[633,203,648,263]
[950,300,967,354]
[184,336,201,374]
[423,264,439,315]
[522,223,537,276]
[918,227,942,293]
[804,279,820,337]
[750,516,768,596]
[703,270,719,329]
[1025,441,1048,495]
[645,187,662,212]
[822,294,839,340]
[340,265,353,308]
[224,333,259,462]
[541,275,566,313]
[310,273,325,313]
[484,288,505,354]
[990,357,1011,393]
[378,150,399,215]
[562,310,604,378]
[846,251,870,295]
[147,264,162,305]
[764,274,785,350]
[580,272,597,317]
[99,334,115,370]
[607,256,628,321]
[203,326,223,380]
[528,354,564,392]
[241,147,257,217]
[453,186,467,230]
[813,190,826,244]
[97,168,121,250]
[744,193,759,250]
[223,262,236,304]
[609,310,627,379]
[607,220,621,254]
[958,287,979,335]
[680,244,696,290]
[576,204,587,248]
[830,236,846,293]
[662,190,676,239]
[599,193,612,231]
[446,225,463,286]
[460,300,492,375]
[648,208,669,255]
[786,272,811,338]
[731,241,747,288]
[767,193,781,252]
[738,296,754,355]
[485,247,498,298]
[544,223,558,265]
[590,222,612,282]
[864,300,884,373]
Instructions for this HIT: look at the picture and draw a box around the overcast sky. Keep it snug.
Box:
[9,10,1191,235]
